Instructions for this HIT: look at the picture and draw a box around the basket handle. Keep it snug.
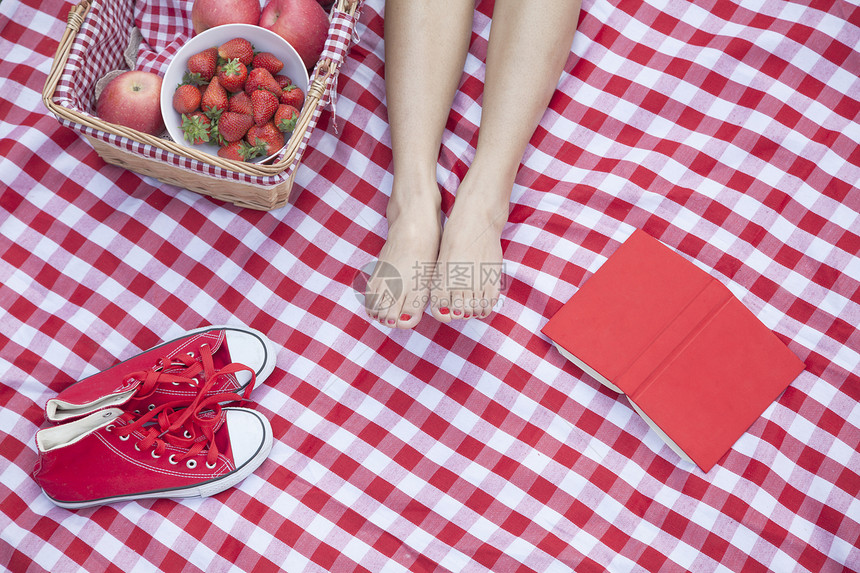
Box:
[313,0,360,104]
[42,0,92,115]
[266,0,360,169]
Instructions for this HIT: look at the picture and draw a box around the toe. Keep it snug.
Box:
[477,291,493,318]
[365,276,387,319]
[396,292,428,329]
[465,294,481,319]
[364,286,379,319]
[450,291,466,319]
[430,289,453,322]
[370,289,397,325]
[380,304,399,328]
[396,312,420,329]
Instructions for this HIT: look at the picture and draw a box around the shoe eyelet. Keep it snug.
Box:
[206,462,216,469]
[134,409,140,414]
[151,450,161,459]
[183,430,193,439]
[186,459,197,469]
[134,443,141,452]
[105,425,114,432]
[192,377,199,384]
[118,434,129,441]
[187,352,195,358]
[147,404,155,411]
[168,454,178,465]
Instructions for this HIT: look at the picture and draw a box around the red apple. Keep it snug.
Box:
[259,0,328,69]
[191,0,261,34]
[95,71,165,135]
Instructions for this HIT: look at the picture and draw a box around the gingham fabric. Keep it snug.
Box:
[1,0,858,570]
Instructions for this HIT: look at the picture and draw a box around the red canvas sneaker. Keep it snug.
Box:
[45,325,277,423]
[33,395,273,508]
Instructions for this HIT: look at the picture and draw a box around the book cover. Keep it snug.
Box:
[542,229,805,472]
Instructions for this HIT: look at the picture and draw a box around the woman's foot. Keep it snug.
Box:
[430,174,508,322]
[365,180,442,329]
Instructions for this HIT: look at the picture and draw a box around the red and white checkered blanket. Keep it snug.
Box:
[1,0,858,570]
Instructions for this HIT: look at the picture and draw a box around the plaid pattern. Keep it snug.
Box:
[134,0,194,74]
[55,0,133,114]
[293,5,360,165]
[2,0,859,570]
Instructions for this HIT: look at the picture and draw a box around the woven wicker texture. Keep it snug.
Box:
[43,0,360,209]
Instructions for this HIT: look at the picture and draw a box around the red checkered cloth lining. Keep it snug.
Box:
[51,0,358,187]
[134,0,193,74]
[54,0,132,114]
[2,0,859,571]
[293,4,360,162]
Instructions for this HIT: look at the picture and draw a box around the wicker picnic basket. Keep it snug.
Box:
[43,0,360,210]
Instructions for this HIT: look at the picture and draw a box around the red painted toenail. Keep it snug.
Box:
[453,310,461,316]
[387,319,395,324]
[439,308,450,315]
[464,314,471,318]
[400,314,411,321]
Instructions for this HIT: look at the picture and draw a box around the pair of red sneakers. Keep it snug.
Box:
[33,326,277,509]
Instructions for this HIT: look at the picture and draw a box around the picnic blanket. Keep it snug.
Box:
[1,0,858,570]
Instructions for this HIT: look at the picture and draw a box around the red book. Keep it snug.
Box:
[542,230,805,472]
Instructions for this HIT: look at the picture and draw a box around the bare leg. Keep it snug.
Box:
[430,0,581,321]
[366,0,475,329]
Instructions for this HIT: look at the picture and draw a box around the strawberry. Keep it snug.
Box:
[279,84,304,109]
[218,38,254,66]
[274,104,299,133]
[245,122,284,156]
[217,58,247,93]
[218,140,264,162]
[180,112,211,145]
[274,74,293,90]
[201,76,229,118]
[172,84,201,114]
[251,52,284,74]
[245,67,281,96]
[217,111,254,143]
[228,91,254,115]
[187,47,218,82]
[251,89,279,126]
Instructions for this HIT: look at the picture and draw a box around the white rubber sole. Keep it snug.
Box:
[184,324,279,388]
[45,324,278,423]
[45,408,273,509]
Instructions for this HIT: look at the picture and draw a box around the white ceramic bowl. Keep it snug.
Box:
[160,23,310,162]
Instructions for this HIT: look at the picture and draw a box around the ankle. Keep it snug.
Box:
[468,152,519,189]
[450,178,511,230]
[387,180,442,222]
[457,163,515,206]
